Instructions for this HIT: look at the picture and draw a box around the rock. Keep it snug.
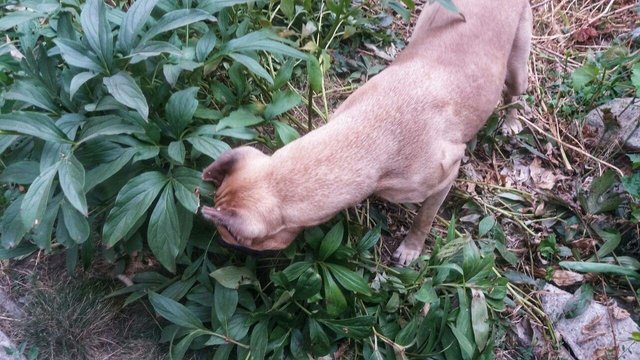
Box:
[540,284,640,359]
[584,97,640,150]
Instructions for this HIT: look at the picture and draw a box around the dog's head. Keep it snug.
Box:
[200,146,301,252]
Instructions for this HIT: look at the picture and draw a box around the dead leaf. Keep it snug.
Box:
[609,304,630,320]
[574,26,598,43]
[582,313,604,334]
[553,269,584,286]
[592,347,617,360]
[529,158,557,190]
[571,237,597,252]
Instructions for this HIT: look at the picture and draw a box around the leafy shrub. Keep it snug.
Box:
[126,219,505,359]
[0,0,315,270]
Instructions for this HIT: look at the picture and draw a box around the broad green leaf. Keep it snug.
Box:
[117,0,159,53]
[211,344,234,360]
[627,154,640,169]
[622,173,640,198]
[321,267,347,316]
[80,0,113,69]
[594,229,621,259]
[223,31,306,59]
[395,317,418,346]
[307,55,322,92]
[1,196,28,248]
[325,263,371,295]
[0,112,70,143]
[631,63,640,96]
[214,282,238,326]
[70,71,98,100]
[198,0,256,13]
[77,115,142,144]
[171,329,207,360]
[171,167,201,213]
[166,87,199,135]
[281,0,294,19]
[307,319,331,356]
[58,154,88,215]
[210,266,258,289]
[559,261,640,278]
[572,63,599,90]
[103,171,167,246]
[0,161,40,184]
[295,268,322,299]
[84,148,135,191]
[471,289,489,351]
[0,11,43,31]
[264,90,302,119]
[282,261,313,282]
[21,163,58,229]
[187,136,231,160]
[449,324,474,360]
[273,121,300,145]
[103,72,149,120]
[318,221,343,260]
[0,243,38,260]
[5,80,56,112]
[148,184,181,271]
[478,215,495,237]
[415,280,438,304]
[273,59,295,89]
[54,38,103,72]
[148,292,204,329]
[435,0,461,14]
[215,127,258,140]
[249,320,269,360]
[318,316,374,339]
[228,53,273,84]
[216,108,263,131]
[356,224,382,253]
[141,9,214,43]
[168,141,186,164]
[33,197,61,251]
[128,41,182,63]
[60,201,90,244]
[196,29,217,62]
[0,135,20,156]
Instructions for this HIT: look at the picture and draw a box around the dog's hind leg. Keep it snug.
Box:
[393,181,454,266]
[501,4,532,135]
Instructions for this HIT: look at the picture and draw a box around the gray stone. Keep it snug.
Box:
[584,97,640,150]
[540,284,640,360]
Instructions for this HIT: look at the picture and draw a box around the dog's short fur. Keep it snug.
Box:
[201,0,532,265]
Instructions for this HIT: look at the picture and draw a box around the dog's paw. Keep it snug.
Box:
[501,109,524,136]
[393,242,422,266]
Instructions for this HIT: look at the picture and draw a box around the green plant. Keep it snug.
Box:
[118,217,507,359]
[0,0,313,271]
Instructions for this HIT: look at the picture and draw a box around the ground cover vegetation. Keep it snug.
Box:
[0,0,638,359]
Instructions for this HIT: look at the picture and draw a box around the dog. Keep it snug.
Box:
[200,0,532,265]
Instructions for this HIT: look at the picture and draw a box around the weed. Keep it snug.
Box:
[14,281,115,359]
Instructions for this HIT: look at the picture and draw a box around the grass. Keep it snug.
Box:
[0,260,165,360]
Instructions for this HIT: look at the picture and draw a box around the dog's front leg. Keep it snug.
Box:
[393,182,454,266]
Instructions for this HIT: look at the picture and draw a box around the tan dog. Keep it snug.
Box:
[200,0,532,265]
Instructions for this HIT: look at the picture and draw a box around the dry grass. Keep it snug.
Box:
[0,255,165,360]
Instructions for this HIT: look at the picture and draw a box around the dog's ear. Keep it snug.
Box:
[202,149,240,186]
